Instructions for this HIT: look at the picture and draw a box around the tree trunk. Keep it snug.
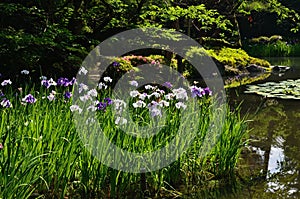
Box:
[68,0,85,34]
[233,13,242,47]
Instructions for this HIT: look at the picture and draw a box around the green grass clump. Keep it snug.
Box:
[243,36,300,57]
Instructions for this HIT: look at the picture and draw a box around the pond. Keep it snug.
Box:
[224,57,300,198]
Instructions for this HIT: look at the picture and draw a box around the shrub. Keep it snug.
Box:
[0,26,90,80]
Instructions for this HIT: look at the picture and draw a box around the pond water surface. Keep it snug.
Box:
[224,57,300,198]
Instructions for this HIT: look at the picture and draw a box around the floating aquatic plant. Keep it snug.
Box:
[245,79,300,99]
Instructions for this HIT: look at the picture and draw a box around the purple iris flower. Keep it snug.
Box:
[235,75,241,79]
[22,94,37,104]
[41,78,57,88]
[57,77,70,87]
[41,80,50,89]
[69,77,76,85]
[190,86,202,98]
[64,91,72,99]
[202,87,212,96]
[112,61,120,67]
[163,82,173,89]
[1,98,11,108]
[0,91,4,97]
[104,98,113,105]
[1,79,12,86]
[96,102,107,111]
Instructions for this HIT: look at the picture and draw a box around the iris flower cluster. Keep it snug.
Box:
[1,68,212,129]
[72,74,114,113]
[0,79,12,108]
[74,67,212,126]
[121,81,211,121]
[41,77,76,89]
[0,71,78,109]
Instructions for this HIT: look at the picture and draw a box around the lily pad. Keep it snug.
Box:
[245,79,300,100]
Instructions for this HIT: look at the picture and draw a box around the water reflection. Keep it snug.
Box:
[189,57,300,198]
[267,140,284,175]
[233,98,300,198]
[225,57,300,198]
[190,97,300,198]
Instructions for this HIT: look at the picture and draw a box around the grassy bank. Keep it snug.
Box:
[243,36,300,57]
[0,71,248,198]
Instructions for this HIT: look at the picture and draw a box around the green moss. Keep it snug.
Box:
[249,58,271,69]
[207,47,271,68]
[181,47,271,81]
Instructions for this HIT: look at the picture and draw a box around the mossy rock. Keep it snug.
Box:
[249,57,271,68]
[182,47,271,80]
[249,35,283,44]
[207,47,270,69]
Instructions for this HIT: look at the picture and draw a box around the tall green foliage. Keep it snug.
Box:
[0,0,299,79]
[238,0,300,33]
